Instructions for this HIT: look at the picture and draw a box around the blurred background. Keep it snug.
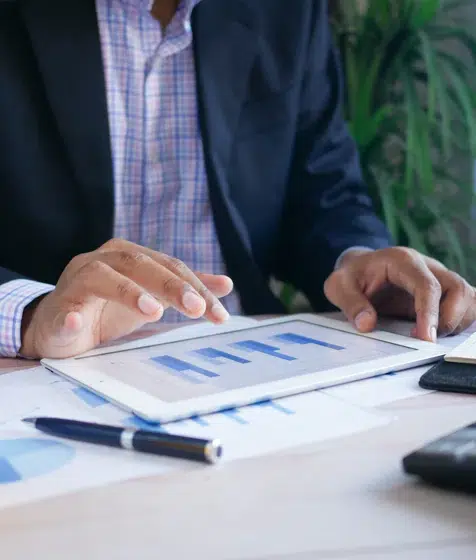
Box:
[281,0,476,309]
[330,0,476,278]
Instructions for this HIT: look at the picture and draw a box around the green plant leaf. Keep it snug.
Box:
[441,0,476,11]
[411,0,441,28]
[428,26,476,65]
[445,67,476,154]
[420,196,468,273]
[402,72,417,192]
[349,105,393,151]
[280,283,296,310]
[418,31,438,121]
[369,167,400,240]
[397,210,429,253]
[402,71,434,192]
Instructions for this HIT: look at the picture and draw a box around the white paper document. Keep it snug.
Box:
[322,366,431,407]
[0,317,390,511]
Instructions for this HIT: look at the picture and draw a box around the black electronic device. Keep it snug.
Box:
[403,422,476,493]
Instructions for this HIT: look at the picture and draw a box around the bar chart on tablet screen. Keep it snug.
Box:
[73,320,413,404]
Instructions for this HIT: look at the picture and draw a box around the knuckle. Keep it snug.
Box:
[116,280,137,301]
[167,257,186,274]
[68,253,89,271]
[162,275,180,295]
[456,277,472,300]
[419,274,441,298]
[390,246,418,265]
[324,271,345,302]
[323,275,335,298]
[81,259,107,276]
[133,252,152,266]
[325,269,342,287]
[166,257,188,278]
[326,269,344,286]
[101,237,123,250]
[117,250,147,269]
[389,246,413,258]
[428,276,442,295]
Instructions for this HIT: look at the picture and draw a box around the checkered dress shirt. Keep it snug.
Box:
[0,0,241,357]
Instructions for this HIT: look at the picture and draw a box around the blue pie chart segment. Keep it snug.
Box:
[0,439,75,484]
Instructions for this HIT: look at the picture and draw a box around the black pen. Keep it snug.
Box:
[23,417,223,464]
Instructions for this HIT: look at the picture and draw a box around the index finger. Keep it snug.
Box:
[100,239,230,323]
[387,253,442,342]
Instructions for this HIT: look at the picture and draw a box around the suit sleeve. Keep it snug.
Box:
[0,265,28,285]
[275,0,392,310]
[0,244,54,358]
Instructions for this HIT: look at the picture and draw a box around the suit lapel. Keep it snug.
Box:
[192,1,257,197]
[192,0,258,249]
[193,1,285,314]
[20,0,114,242]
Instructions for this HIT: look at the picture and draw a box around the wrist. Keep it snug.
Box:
[19,296,45,359]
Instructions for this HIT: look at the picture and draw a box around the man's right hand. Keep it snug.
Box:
[20,239,233,359]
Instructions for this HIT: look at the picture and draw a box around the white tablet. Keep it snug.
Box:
[41,314,446,423]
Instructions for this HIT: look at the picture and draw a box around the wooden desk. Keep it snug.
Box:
[1,342,476,560]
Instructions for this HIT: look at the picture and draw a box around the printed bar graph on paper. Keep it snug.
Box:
[191,347,251,366]
[272,333,345,351]
[253,399,295,415]
[0,458,21,483]
[230,340,297,361]
[123,415,166,432]
[72,387,109,408]
[151,355,219,379]
[190,415,209,427]
[0,439,75,485]
[221,408,248,424]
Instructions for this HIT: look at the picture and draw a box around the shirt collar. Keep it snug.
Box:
[175,0,202,21]
[126,0,202,16]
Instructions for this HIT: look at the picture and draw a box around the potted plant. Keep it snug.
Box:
[330,0,476,277]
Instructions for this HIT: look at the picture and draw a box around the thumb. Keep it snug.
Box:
[324,272,378,332]
[51,310,84,341]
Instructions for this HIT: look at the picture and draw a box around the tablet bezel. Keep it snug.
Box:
[41,313,447,423]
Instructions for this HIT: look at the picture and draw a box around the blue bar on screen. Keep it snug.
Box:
[272,333,344,351]
[191,347,250,366]
[151,355,219,379]
[230,340,296,361]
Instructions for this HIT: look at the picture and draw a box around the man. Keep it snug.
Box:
[0,0,474,359]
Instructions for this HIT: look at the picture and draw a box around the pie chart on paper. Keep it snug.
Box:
[0,438,75,484]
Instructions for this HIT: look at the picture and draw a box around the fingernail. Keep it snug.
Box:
[211,303,229,322]
[138,294,161,316]
[182,290,205,313]
[355,310,372,330]
[430,326,438,343]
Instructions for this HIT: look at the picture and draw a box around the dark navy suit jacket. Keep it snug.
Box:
[0,0,391,315]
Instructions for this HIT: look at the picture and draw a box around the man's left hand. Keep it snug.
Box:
[324,247,476,342]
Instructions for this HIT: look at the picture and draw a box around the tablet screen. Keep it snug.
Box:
[76,320,415,403]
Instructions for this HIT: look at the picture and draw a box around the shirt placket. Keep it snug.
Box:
[141,17,192,251]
